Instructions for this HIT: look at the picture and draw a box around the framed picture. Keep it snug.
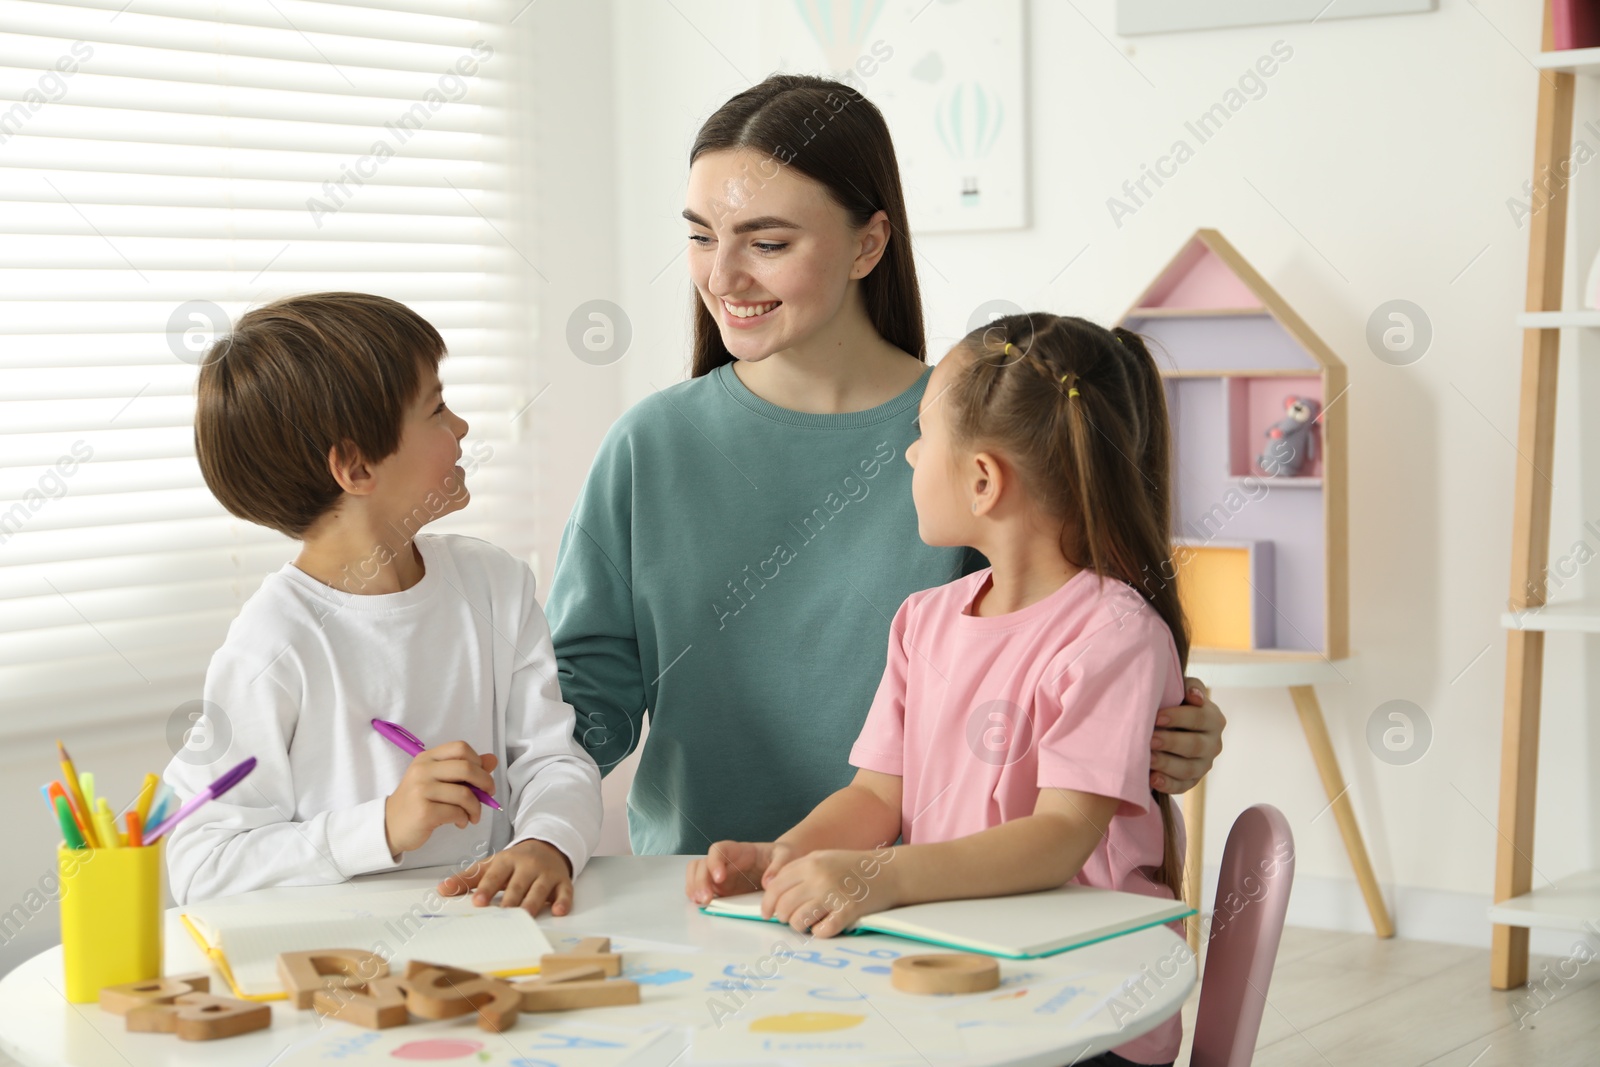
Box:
[1116,0,1436,36]
[760,0,1028,233]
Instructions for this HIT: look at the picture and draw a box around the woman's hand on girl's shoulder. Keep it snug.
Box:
[1150,676,1226,793]
[685,840,795,905]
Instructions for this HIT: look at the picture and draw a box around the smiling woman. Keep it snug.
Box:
[681,82,925,400]
[543,73,1228,859]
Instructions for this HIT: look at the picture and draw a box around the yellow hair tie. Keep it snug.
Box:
[1003,342,1014,355]
[1060,372,1080,398]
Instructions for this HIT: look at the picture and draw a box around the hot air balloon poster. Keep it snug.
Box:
[759,0,1029,233]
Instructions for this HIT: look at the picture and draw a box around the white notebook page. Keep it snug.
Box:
[183,883,553,996]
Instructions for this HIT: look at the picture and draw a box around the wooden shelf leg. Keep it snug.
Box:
[1182,775,1206,953]
[1493,629,1545,989]
[1491,0,1575,990]
[1289,685,1395,939]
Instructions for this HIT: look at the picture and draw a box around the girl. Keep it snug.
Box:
[686,313,1189,1067]
[544,72,1223,860]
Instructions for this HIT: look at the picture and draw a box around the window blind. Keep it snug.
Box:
[0,0,537,738]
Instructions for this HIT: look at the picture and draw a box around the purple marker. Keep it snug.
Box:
[371,718,502,811]
[143,757,258,844]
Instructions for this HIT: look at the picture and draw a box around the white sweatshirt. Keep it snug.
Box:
[162,533,603,905]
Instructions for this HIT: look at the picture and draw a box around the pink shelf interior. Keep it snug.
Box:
[1140,240,1263,311]
[1227,376,1324,479]
[1554,0,1600,50]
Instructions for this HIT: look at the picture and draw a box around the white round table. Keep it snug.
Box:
[0,855,1194,1067]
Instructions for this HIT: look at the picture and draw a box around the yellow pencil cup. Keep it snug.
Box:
[58,840,163,1003]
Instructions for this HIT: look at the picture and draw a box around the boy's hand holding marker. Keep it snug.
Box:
[381,740,500,855]
[372,719,576,917]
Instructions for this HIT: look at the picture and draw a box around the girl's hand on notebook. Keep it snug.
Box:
[761,848,893,938]
[437,838,574,916]
[383,742,499,855]
[1150,677,1225,794]
[685,840,796,905]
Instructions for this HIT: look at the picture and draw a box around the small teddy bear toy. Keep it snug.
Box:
[1258,395,1321,477]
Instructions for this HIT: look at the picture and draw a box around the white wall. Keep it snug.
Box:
[597,0,1597,950]
[522,0,634,856]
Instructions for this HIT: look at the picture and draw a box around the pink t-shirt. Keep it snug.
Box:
[849,566,1186,1065]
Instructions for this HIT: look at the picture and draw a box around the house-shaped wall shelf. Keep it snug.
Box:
[1120,229,1348,661]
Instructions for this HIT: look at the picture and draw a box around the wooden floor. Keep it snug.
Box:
[1176,926,1600,1066]
[0,927,1595,1065]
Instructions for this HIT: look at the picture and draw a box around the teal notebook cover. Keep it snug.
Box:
[698,890,1196,960]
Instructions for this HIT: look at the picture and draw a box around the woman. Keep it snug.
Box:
[544,74,1224,856]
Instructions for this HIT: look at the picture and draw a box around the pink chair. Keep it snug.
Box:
[1189,804,1296,1067]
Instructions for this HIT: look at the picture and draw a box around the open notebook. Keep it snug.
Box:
[701,885,1193,959]
[180,881,554,1000]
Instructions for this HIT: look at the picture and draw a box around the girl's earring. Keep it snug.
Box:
[971,501,978,513]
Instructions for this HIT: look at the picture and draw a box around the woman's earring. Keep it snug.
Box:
[970,501,978,513]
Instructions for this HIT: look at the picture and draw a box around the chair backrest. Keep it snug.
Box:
[1189,803,1296,1067]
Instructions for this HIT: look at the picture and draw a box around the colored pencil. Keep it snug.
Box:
[46,781,90,844]
[94,798,120,849]
[132,773,159,825]
[53,796,86,850]
[56,742,99,848]
[146,783,174,829]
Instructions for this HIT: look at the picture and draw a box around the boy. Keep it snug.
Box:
[162,292,601,917]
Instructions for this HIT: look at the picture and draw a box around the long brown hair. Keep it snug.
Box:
[687,74,924,377]
[947,313,1190,898]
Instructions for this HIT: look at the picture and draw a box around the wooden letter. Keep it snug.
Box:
[123,1004,178,1034]
[541,936,622,978]
[99,972,210,1015]
[126,993,271,1040]
[404,961,520,1033]
[277,948,387,1009]
[313,977,409,1029]
[512,961,640,1012]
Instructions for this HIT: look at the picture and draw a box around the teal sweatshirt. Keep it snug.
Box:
[544,361,980,854]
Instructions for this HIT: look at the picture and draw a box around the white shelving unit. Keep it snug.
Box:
[1516,310,1600,328]
[1487,870,1600,934]
[1490,17,1600,987]
[1501,599,1600,633]
[1533,46,1600,75]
